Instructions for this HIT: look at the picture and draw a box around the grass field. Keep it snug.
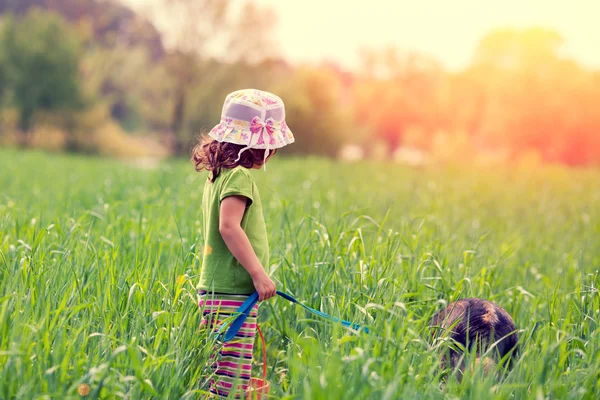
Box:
[1,149,599,399]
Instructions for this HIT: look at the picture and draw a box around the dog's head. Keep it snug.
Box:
[429,298,518,376]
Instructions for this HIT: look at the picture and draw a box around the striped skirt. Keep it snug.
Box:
[199,291,258,398]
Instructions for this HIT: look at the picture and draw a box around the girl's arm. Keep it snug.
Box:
[219,195,276,301]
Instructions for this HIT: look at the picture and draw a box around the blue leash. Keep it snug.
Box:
[214,291,370,342]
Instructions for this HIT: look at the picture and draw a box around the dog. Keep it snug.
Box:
[429,298,518,378]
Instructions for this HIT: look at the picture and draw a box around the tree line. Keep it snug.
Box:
[0,0,598,165]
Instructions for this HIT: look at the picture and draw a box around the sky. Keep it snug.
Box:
[124,0,600,71]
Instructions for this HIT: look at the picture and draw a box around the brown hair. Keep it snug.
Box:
[191,136,276,182]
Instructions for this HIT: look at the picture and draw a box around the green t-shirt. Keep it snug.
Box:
[197,166,268,294]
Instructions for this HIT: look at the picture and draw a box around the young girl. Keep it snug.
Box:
[191,89,294,398]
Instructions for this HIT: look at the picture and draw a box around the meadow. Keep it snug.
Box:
[0,149,599,399]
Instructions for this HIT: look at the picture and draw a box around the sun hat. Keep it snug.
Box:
[209,89,295,164]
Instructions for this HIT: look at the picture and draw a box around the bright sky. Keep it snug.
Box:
[125,0,600,71]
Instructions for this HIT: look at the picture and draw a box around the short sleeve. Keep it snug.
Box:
[219,168,254,205]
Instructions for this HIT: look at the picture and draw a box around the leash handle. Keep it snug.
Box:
[218,291,369,343]
[213,292,259,342]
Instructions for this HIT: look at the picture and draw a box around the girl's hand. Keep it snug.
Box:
[253,272,276,302]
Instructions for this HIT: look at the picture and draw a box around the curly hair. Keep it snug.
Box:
[191,136,276,182]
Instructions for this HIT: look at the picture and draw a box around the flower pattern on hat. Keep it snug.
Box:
[209,89,294,150]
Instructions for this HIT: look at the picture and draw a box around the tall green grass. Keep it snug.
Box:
[0,149,599,399]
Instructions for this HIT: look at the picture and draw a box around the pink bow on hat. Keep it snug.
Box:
[250,116,276,145]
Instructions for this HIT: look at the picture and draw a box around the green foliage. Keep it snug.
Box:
[0,150,599,398]
[1,3,599,166]
[82,45,174,132]
[0,0,167,135]
[159,0,280,154]
[0,20,5,110]
[0,10,82,132]
[275,66,352,157]
[0,0,165,59]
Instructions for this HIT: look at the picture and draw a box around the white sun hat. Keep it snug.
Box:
[209,89,295,163]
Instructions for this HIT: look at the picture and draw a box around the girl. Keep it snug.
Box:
[191,89,294,398]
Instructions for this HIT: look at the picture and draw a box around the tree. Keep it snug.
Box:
[0,0,165,60]
[0,18,6,108]
[469,27,600,165]
[0,19,5,140]
[158,0,278,155]
[274,66,352,157]
[1,10,82,142]
[81,44,174,132]
[151,0,226,153]
[354,48,445,153]
[226,1,279,64]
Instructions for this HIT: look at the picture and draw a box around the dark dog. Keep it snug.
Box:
[429,298,518,377]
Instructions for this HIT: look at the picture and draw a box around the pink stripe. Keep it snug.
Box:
[216,381,249,392]
[199,300,258,309]
[200,300,245,307]
[236,330,257,336]
[218,361,252,370]
[218,381,234,389]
